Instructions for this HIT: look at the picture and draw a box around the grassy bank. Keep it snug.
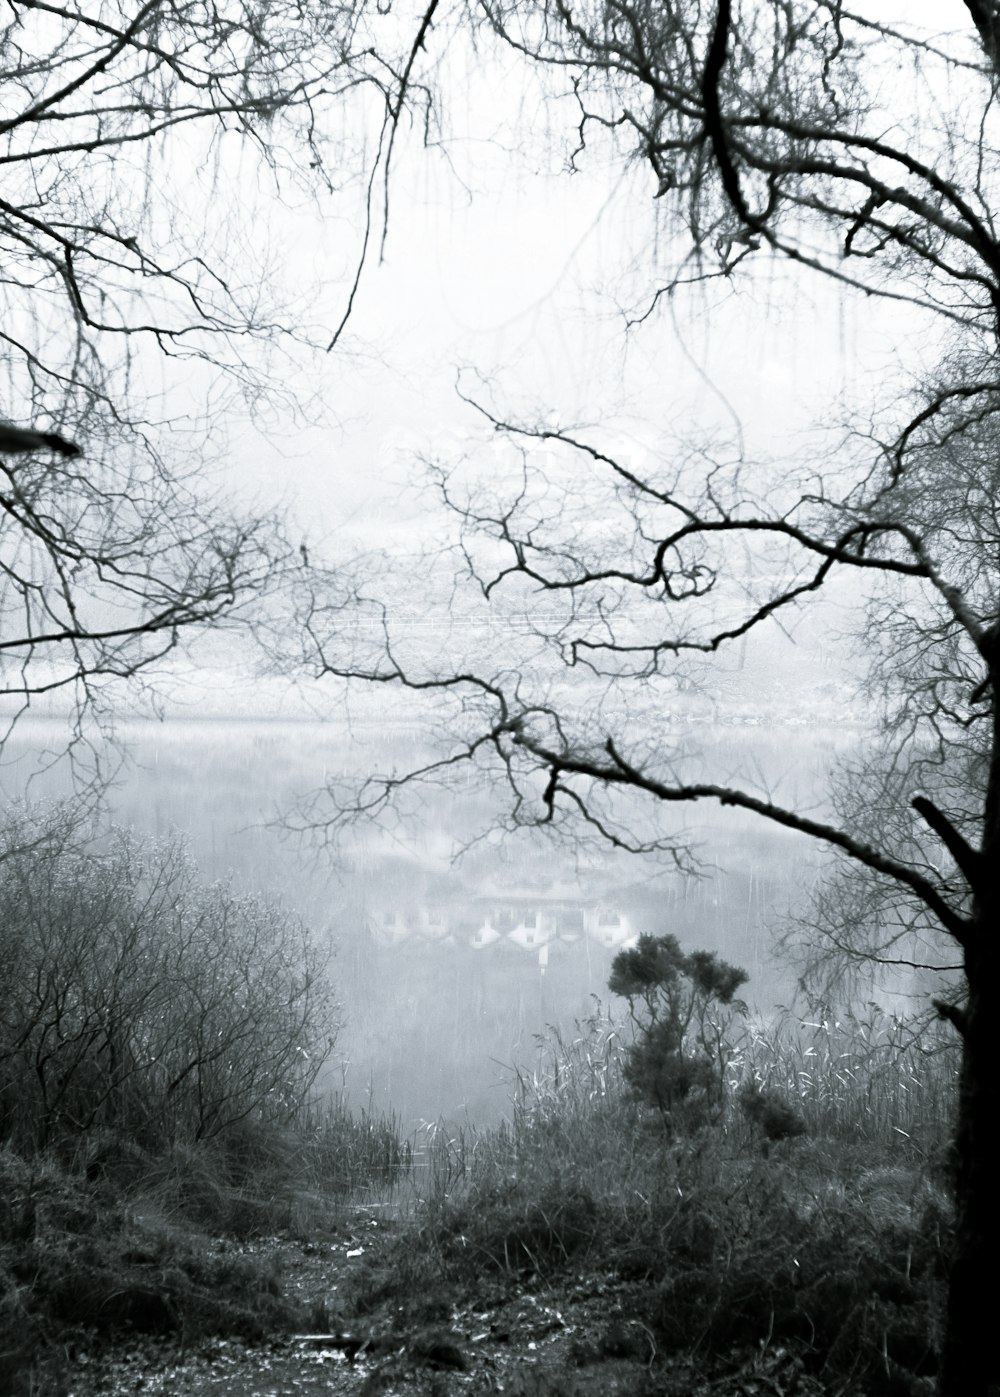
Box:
[0,1098,407,1395]
[3,1004,957,1396]
[345,1003,957,1395]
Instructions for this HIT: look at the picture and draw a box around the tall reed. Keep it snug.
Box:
[732,1002,958,1157]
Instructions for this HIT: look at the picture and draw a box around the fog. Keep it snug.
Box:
[4,712,867,1129]
[0,7,947,1135]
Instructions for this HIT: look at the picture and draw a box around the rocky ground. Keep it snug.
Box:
[57,1220,834,1397]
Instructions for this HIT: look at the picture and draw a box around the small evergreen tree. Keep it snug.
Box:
[609,934,748,1132]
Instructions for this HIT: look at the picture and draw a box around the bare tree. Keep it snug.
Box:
[0,1,414,766]
[294,5,1000,1392]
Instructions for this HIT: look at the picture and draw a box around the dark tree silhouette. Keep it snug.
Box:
[299,6,1000,1392]
[0,425,80,459]
[0,1,418,770]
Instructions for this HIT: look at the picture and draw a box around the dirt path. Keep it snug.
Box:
[61,1222,677,1396]
[62,1225,829,1396]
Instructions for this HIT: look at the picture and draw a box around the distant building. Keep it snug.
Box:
[591,907,634,949]
[370,910,412,947]
[508,919,550,950]
[368,882,638,956]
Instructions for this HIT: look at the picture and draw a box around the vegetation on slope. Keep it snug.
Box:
[347,995,956,1395]
[0,807,407,1393]
[0,812,956,1396]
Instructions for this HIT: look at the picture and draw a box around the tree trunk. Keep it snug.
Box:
[940,699,1000,1397]
[939,967,999,1397]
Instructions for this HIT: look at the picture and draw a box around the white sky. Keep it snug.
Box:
[223,58,920,553]
[136,2,974,722]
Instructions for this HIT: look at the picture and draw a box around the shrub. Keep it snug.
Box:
[0,809,419,1392]
[609,934,747,1131]
[737,1080,807,1146]
[0,806,338,1156]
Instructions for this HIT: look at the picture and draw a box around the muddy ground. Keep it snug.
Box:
[58,1221,838,1396]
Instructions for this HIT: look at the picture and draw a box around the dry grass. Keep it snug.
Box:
[346,1000,956,1394]
[732,1003,957,1158]
[3,1001,957,1394]
[0,1093,414,1394]
[371,999,957,1213]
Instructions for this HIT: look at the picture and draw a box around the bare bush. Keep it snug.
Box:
[0,805,337,1154]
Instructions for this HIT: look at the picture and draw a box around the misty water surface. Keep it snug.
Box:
[4,716,864,1128]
